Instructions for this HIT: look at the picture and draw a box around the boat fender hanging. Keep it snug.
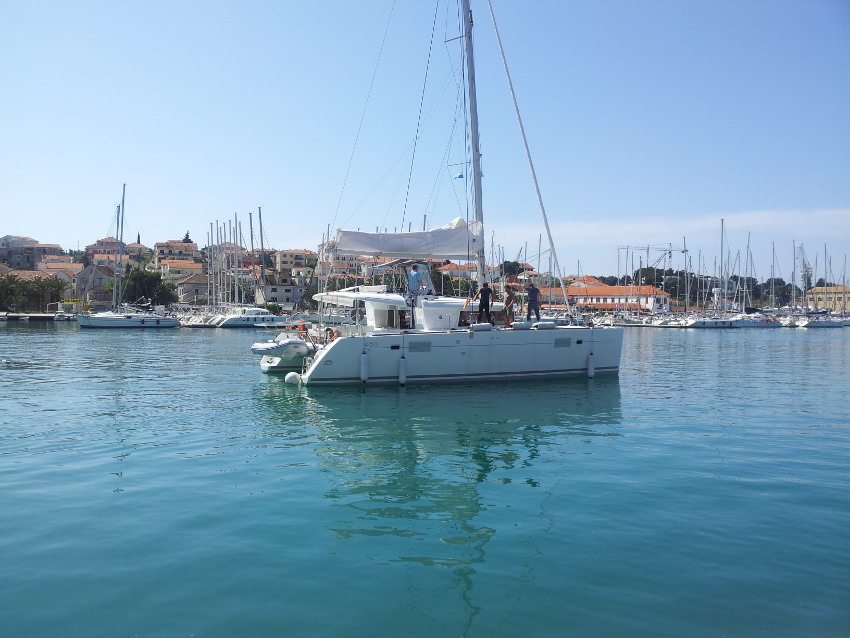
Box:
[284,372,302,385]
[141,319,144,325]
[398,356,407,385]
[360,352,369,382]
[156,319,160,325]
[586,352,595,378]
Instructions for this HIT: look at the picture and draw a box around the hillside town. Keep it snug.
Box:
[3,231,850,321]
[1,232,681,316]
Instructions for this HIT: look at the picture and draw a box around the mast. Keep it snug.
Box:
[111,203,120,310]
[720,218,725,315]
[234,213,242,304]
[258,207,267,308]
[683,237,689,314]
[770,242,775,309]
[112,183,126,310]
[791,240,796,312]
[461,0,485,284]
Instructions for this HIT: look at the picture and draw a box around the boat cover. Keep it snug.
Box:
[313,290,408,308]
[332,217,483,259]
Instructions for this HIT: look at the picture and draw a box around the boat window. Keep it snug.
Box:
[408,341,431,353]
[554,338,572,348]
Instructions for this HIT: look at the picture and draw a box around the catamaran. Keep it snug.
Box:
[253,0,623,385]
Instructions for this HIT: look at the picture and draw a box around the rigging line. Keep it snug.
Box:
[338,71,455,230]
[331,0,397,230]
[424,121,460,220]
[400,0,441,232]
[486,0,570,312]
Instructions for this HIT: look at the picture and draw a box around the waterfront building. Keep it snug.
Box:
[85,237,124,265]
[3,242,63,270]
[159,259,204,283]
[274,249,316,272]
[805,285,849,314]
[153,237,199,268]
[75,264,115,309]
[174,274,212,304]
[531,276,671,314]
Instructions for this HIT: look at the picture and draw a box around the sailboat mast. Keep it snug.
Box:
[720,218,725,315]
[112,183,126,310]
[461,0,485,284]
[791,240,796,312]
[258,207,267,307]
[111,203,120,310]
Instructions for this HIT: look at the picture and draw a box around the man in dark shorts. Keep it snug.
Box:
[526,282,541,321]
[473,281,495,324]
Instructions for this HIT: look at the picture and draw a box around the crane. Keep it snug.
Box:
[798,244,813,291]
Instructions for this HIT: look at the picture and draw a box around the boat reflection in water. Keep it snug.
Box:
[257,377,621,633]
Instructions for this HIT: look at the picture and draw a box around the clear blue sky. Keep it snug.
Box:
[2,0,848,283]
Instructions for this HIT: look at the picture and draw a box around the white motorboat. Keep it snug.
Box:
[801,316,844,328]
[206,306,279,328]
[685,315,738,329]
[731,313,781,328]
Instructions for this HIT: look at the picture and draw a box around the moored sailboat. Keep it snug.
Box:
[77,185,179,329]
[259,0,624,385]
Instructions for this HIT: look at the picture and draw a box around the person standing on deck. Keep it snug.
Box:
[526,282,541,321]
[408,264,425,328]
[473,281,495,324]
[408,265,424,295]
[503,285,516,326]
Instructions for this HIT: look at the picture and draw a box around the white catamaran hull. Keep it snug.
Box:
[295,325,623,386]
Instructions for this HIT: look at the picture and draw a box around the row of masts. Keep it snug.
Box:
[203,208,266,307]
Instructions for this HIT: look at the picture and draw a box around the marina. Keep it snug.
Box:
[1,1,848,635]
[1,320,848,637]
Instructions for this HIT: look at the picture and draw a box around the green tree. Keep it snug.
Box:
[500,260,525,277]
[33,276,68,311]
[122,269,178,306]
[0,274,22,310]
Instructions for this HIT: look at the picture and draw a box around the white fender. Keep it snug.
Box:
[398,356,407,385]
[360,352,369,382]
[587,352,595,378]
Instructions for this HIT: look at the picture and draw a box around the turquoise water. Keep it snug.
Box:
[1,321,848,637]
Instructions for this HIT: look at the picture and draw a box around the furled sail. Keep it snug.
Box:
[332,217,483,259]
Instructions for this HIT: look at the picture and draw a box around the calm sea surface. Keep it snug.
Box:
[1,321,848,637]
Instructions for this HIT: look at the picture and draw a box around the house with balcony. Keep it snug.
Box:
[159,259,204,283]
[153,237,199,268]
